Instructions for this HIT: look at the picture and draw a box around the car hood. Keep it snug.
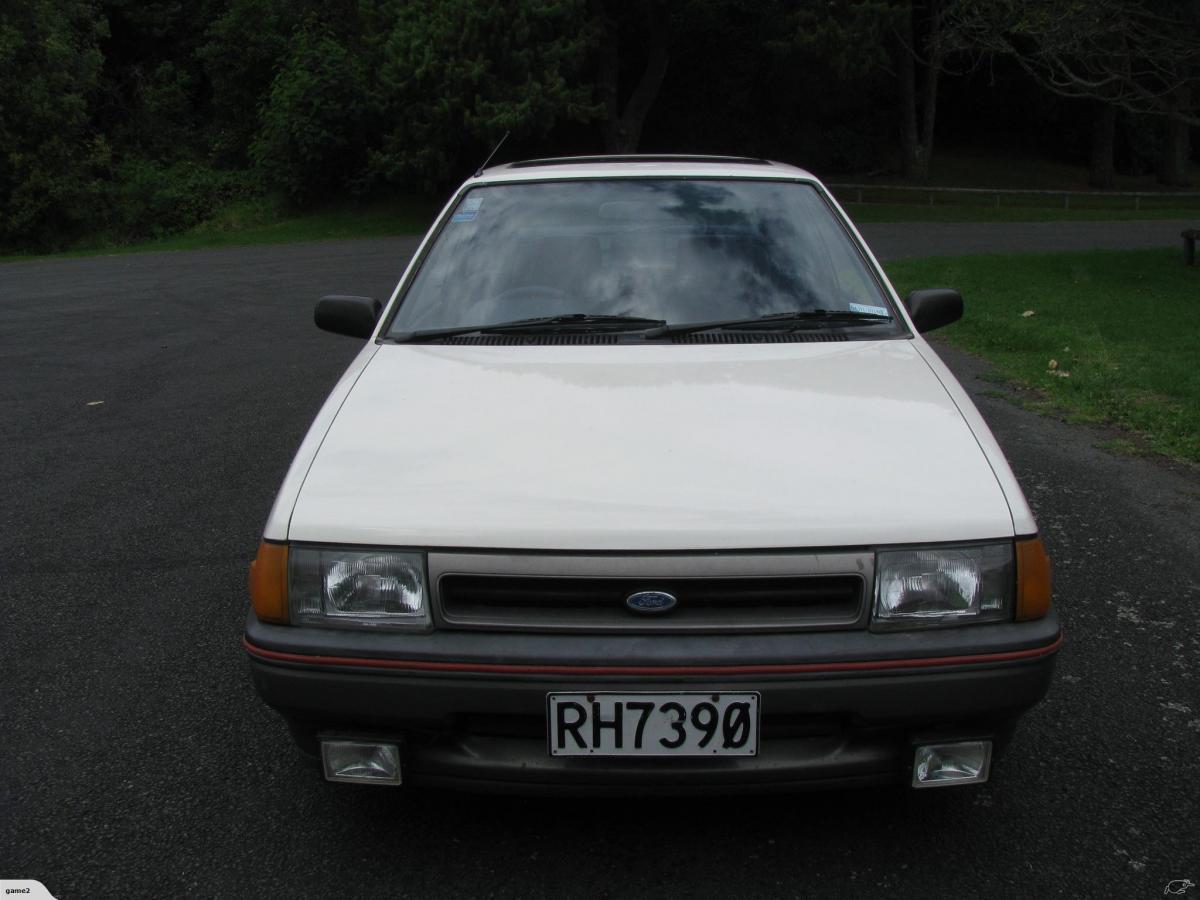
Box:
[287,340,1015,550]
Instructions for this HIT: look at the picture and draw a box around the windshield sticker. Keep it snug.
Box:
[849,302,889,317]
[452,196,484,222]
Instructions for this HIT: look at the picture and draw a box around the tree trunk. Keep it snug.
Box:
[1089,102,1117,189]
[595,3,621,152]
[614,29,668,153]
[1157,89,1192,187]
[895,0,941,182]
[1158,115,1192,187]
[595,1,670,154]
[896,5,925,180]
[919,28,941,180]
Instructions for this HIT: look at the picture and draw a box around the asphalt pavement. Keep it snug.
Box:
[2,223,1198,898]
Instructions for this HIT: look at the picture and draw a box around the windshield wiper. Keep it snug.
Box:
[645,309,892,338]
[393,313,667,342]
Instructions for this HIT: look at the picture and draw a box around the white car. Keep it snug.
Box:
[245,155,1059,791]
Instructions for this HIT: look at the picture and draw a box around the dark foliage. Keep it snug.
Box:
[0,0,109,247]
[0,0,1195,251]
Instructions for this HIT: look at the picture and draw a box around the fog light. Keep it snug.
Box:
[320,740,401,785]
[912,741,992,788]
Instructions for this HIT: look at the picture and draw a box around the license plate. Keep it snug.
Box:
[547,692,760,757]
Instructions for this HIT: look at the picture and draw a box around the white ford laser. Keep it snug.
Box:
[245,155,1060,792]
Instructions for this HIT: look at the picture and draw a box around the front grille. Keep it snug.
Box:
[670,331,848,344]
[437,332,848,345]
[437,574,864,633]
[441,333,621,345]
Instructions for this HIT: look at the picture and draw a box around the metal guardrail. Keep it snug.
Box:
[828,182,1200,210]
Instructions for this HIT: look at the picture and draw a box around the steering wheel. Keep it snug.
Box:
[492,285,568,304]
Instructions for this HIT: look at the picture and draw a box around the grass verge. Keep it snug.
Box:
[886,248,1200,464]
[0,195,441,264]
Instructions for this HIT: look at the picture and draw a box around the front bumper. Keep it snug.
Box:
[244,611,1061,792]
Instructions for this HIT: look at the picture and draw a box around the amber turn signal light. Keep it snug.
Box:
[1015,536,1052,621]
[249,540,289,624]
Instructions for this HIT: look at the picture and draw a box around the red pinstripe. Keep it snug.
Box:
[242,633,1062,677]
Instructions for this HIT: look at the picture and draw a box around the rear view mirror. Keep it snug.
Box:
[315,295,382,339]
[904,289,963,334]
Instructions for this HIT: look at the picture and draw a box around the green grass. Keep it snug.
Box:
[0,195,440,264]
[845,202,1200,224]
[1095,437,1147,458]
[886,248,1200,464]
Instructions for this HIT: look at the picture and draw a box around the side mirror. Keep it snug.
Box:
[904,289,963,334]
[314,295,382,339]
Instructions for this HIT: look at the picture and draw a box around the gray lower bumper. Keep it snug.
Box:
[392,733,914,794]
[245,613,1060,791]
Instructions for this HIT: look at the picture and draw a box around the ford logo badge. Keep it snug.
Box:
[625,591,678,614]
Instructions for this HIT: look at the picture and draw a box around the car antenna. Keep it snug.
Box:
[475,131,510,177]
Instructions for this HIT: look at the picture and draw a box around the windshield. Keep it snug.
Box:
[386,178,895,336]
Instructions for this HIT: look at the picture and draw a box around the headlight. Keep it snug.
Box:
[289,547,429,629]
[873,543,1013,629]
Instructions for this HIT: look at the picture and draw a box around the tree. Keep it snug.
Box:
[790,1,966,182]
[591,0,671,153]
[896,0,951,181]
[200,0,366,166]
[199,0,296,166]
[370,0,598,189]
[948,0,1200,185]
[1089,100,1118,188]
[251,23,372,199]
[95,0,222,161]
[0,0,109,247]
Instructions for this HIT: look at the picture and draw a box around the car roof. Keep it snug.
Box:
[474,154,817,184]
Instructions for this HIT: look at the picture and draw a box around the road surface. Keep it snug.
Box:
[2,226,1198,898]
